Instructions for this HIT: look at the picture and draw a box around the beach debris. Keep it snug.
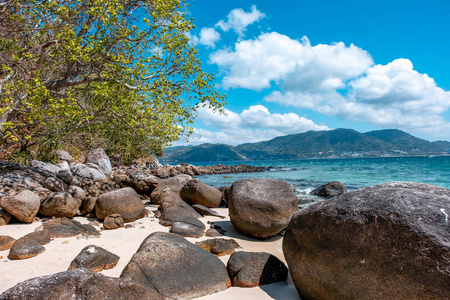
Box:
[284,181,450,299]
[95,188,145,222]
[228,178,298,238]
[68,245,119,272]
[180,179,223,208]
[0,190,41,223]
[227,252,288,287]
[195,238,240,256]
[310,181,347,198]
[0,235,16,251]
[192,204,226,218]
[0,268,163,299]
[103,214,124,230]
[120,232,230,299]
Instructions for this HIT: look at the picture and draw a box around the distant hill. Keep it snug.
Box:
[161,129,450,163]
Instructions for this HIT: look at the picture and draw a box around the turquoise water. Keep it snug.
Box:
[193,156,450,203]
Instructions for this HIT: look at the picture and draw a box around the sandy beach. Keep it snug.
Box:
[0,206,300,299]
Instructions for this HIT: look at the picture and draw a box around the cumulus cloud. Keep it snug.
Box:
[183,104,329,145]
[216,5,265,36]
[209,32,373,91]
[265,59,450,136]
[188,27,221,48]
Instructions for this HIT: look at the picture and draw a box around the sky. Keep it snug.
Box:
[175,0,450,146]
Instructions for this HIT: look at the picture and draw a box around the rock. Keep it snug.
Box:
[85,148,112,175]
[227,252,288,287]
[79,196,96,216]
[0,235,16,251]
[180,179,222,208]
[192,204,226,218]
[0,268,163,299]
[159,205,201,226]
[0,209,11,226]
[31,160,59,175]
[120,232,231,299]
[95,188,145,222]
[310,181,346,198]
[71,164,107,182]
[39,192,82,218]
[0,190,41,223]
[8,236,45,260]
[205,228,223,237]
[23,230,51,245]
[228,178,298,238]
[43,176,65,192]
[67,185,86,200]
[283,181,450,300]
[120,173,159,195]
[195,238,240,256]
[68,245,120,272]
[104,214,124,230]
[54,149,72,163]
[42,218,99,238]
[56,168,73,185]
[169,217,205,238]
[149,174,192,203]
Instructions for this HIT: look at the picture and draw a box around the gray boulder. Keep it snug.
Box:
[283,181,450,300]
[31,160,60,175]
[55,149,72,163]
[180,179,222,208]
[149,174,192,204]
[120,232,230,299]
[0,268,163,299]
[228,178,298,238]
[8,236,46,260]
[71,164,107,182]
[227,252,288,287]
[0,190,41,223]
[39,192,82,218]
[310,181,346,198]
[95,187,145,222]
[85,148,112,175]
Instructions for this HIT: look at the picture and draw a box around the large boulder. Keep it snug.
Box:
[120,232,231,299]
[310,181,346,198]
[68,245,120,272]
[149,174,192,204]
[283,181,450,300]
[180,179,222,208]
[227,252,288,287]
[8,236,46,260]
[0,190,41,223]
[228,178,298,238]
[0,268,163,299]
[95,187,145,222]
[85,148,112,175]
[30,160,60,175]
[39,192,82,218]
[71,164,107,182]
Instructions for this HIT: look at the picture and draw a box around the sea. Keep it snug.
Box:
[192,156,450,207]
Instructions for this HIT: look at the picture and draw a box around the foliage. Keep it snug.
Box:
[0,0,224,162]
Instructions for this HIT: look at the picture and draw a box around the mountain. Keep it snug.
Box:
[161,129,450,163]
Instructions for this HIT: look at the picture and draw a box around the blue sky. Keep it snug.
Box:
[176,0,450,145]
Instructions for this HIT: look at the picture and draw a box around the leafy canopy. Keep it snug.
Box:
[0,0,224,162]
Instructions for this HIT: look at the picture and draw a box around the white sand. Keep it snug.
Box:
[0,207,300,299]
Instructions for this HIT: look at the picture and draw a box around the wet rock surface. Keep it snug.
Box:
[284,181,450,300]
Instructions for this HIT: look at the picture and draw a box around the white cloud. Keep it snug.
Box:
[264,59,450,137]
[216,5,265,36]
[209,32,373,91]
[185,104,329,145]
[188,27,221,48]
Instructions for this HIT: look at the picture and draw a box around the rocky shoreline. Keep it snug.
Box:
[1,148,450,299]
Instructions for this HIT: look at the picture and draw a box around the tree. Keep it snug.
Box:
[0,0,224,162]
